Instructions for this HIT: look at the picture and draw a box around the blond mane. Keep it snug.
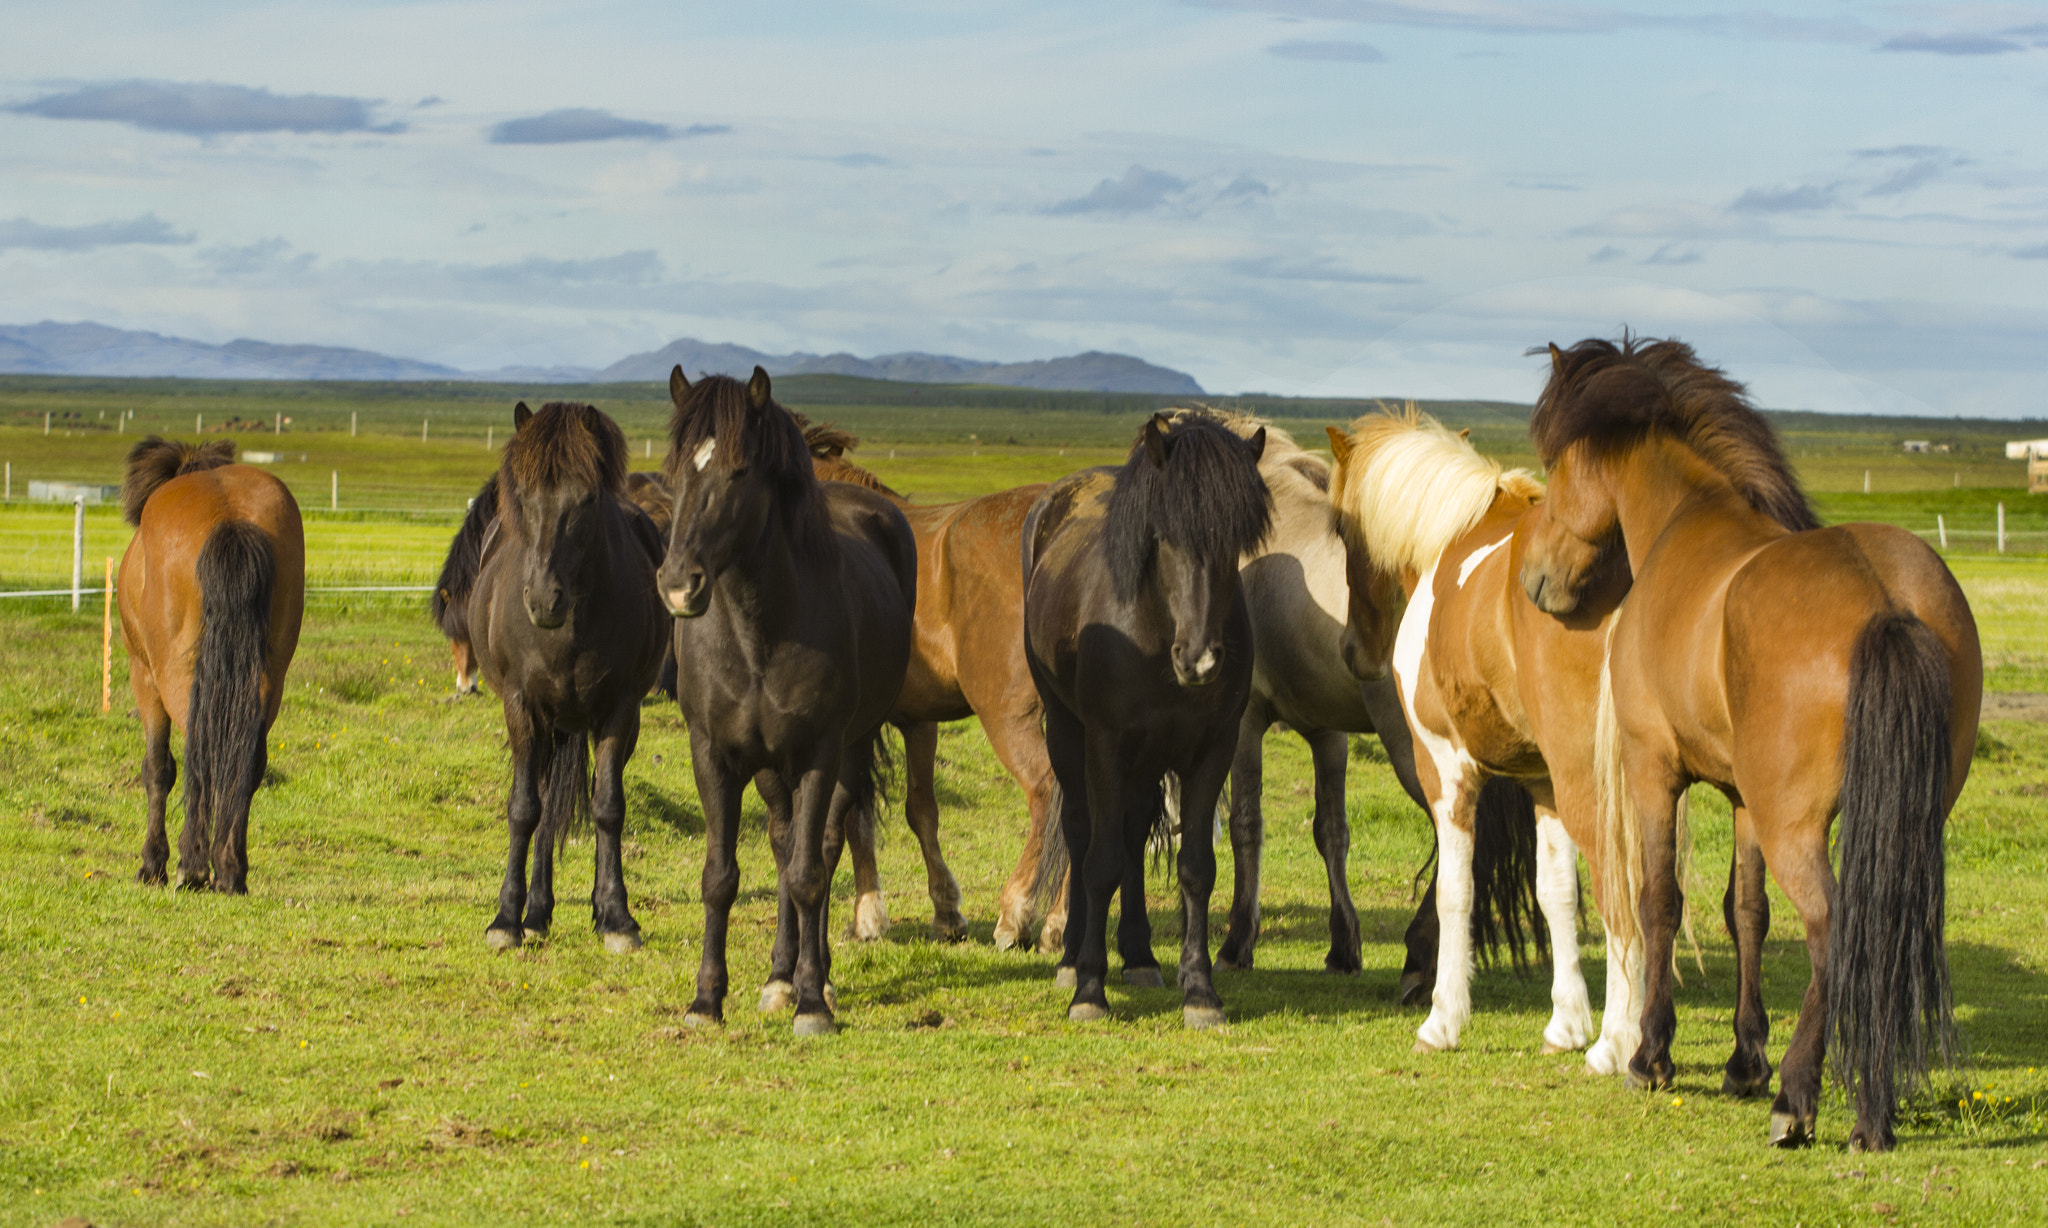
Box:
[1329,404,1542,577]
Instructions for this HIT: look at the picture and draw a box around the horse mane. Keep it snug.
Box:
[121,436,238,525]
[791,413,903,497]
[1332,403,1544,577]
[1530,336,1819,532]
[432,474,499,636]
[1172,405,1331,493]
[664,373,833,557]
[1104,409,1272,601]
[623,471,674,535]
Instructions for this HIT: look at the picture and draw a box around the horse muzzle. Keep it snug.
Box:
[1171,643,1223,688]
[1519,562,1579,616]
[1339,627,1390,684]
[664,571,710,619]
[522,586,569,629]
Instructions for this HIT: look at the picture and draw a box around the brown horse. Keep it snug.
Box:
[1519,336,1981,1151]
[1328,406,1645,1068]
[118,437,305,892]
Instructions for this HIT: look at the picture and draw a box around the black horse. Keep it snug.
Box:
[469,401,668,951]
[1023,409,1271,1028]
[657,366,916,1037]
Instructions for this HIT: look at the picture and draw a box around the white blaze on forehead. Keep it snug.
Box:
[692,437,716,472]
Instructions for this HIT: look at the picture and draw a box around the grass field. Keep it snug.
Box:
[2,379,2046,1224]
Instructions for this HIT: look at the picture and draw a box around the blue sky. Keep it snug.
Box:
[3,0,2046,415]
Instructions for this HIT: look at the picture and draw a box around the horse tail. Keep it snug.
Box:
[184,520,275,864]
[1827,612,1956,1146]
[1468,778,1547,973]
[539,729,591,852]
[1031,776,1069,910]
[1592,622,1645,984]
[841,722,897,858]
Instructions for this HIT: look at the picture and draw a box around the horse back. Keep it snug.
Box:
[896,485,1043,721]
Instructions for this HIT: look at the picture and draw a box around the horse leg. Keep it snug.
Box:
[1175,744,1232,1029]
[522,731,567,938]
[590,714,642,952]
[784,748,842,1036]
[1401,874,1439,1006]
[1415,771,1481,1053]
[1215,701,1269,971]
[685,747,745,1027]
[1365,677,1441,1001]
[756,769,799,1012]
[1116,777,1163,986]
[981,703,1057,951]
[1721,804,1773,1098]
[1756,814,1834,1149]
[1064,711,1122,1022]
[135,682,175,886]
[1626,780,1688,1093]
[486,711,545,949]
[899,720,966,941]
[1534,811,1592,1054]
[840,753,888,943]
[1306,727,1362,975]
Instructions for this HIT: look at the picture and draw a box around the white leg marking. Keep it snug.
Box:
[1586,932,1645,1076]
[852,890,889,941]
[1536,815,1593,1053]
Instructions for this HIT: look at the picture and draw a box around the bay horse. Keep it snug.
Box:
[119,437,304,892]
[469,401,668,952]
[1519,336,1980,1151]
[1023,409,1270,1027]
[658,365,915,1036]
[1327,406,1646,1070]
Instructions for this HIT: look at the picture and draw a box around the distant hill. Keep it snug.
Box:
[0,321,1205,395]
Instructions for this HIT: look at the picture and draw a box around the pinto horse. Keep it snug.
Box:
[658,366,915,1036]
[1519,337,1980,1151]
[1024,409,1270,1027]
[1327,406,1646,1069]
[470,401,668,952]
[119,437,304,892]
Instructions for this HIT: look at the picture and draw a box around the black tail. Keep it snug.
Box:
[1470,778,1547,972]
[538,729,591,852]
[1828,612,1957,1148]
[839,723,897,854]
[1032,777,1069,910]
[184,520,275,873]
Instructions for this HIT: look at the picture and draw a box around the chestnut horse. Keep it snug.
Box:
[1327,406,1645,1070]
[1520,337,1980,1151]
[1024,410,1270,1027]
[119,437,304,892]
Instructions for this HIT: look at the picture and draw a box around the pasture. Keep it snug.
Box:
[2,379,2046,1224]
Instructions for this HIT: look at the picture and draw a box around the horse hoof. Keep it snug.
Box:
[136,867,167,887]
[1123,967,1165,988]
[1036,926,1066,955]
[484,928,522,951]
[793,1013,837,1038]
[759,980,795,1012]
[852,892,889,942]
[603,931,643,954]
[682,1010,721,1029]
[1398,971,1431,1007]
[1053,966,1077,990]
[1540,1041,1571,1056]
[823,983,838,1013]
[933,914,969,943]
[1412,1038,1447,1055]
[992,923,1022,951]
[1183,1005,1227,1030]
[1722,1070,1771,1099]
[1769,1112,1812,1148]
[522,928,549,944]
[1213,953,1250,972]
[1068,1002,1110,1023]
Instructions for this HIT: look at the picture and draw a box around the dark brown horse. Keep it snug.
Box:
[470,401,668,952]
[433,475,498,695]
[658,366,916,1036]
[1520,337,1981,1151]
[119,437,304,892]
[1024,409,1270,1027]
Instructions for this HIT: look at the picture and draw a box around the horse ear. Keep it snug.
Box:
[1247,427,1266,462]
[1143,413,1170,467]
[1547,342,1565,376]
[1458,427,1471,441]
[669,364,690,405]
[1324,425,1352,463]
[748,365,773,409]
[513,401,532,431]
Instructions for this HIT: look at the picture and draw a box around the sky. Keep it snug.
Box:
[3,1,2047,417]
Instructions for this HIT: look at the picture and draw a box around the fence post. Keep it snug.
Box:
[4,461,9,500]
[351,410,358,437]
[1863,469,1870,494]
[1997,502,2006,554]
[44,412,51,436]
[1937,514,1947,550]
[196,413,203,434]
[275,412,282,435]
[72,496,85,612]
[331,470,339,511]
[422,417,429,443]
[487,425,493,450]
[102,556,114,712]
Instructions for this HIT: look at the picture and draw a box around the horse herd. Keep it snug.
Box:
[110,335,1980,1154]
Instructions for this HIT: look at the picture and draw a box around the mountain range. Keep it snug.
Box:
[0,321,1205,395]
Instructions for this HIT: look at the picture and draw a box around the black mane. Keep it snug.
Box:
[664,373,833,557]
[1104,410,1272,600]
[432,474,499,638]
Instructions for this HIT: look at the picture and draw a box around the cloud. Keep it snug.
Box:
[1269,39,1386,62]
[1642,242,1704,265]
[833,153,891,168]
[1192,0,1873,42]
[1571,202,1758,239]
[1587,245,1625,263]
[201,237,313,277]
[1228,254,1417,282]
[1730,183,1837,213]
[0,213,193,251]
[1046,165,1189,215]
[1879,32,2025,55]
[1217,174,1272,203]
[487,109,728,145]
[457,250,665,284]
[2015,243,2048,259]
[1855,146,1967,198]
[9,81,400,135]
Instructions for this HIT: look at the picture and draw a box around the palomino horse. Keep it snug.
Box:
[120,437,304,892]
[1024,409,1270,1027]
[470,402,668,951]
[1327,406,1646,1070]
[1519,337,1980,1151]
[658,366,915,1036]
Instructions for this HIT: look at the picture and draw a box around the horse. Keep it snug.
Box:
[469,401,668,952]
[433,475,498,695]
[658,365,916,1036]
[118,436,304,893]
[1023,409,1271,1027]
[1326,405,1646,1070]
[1518,336,1981,1151]
[622,471,681,699]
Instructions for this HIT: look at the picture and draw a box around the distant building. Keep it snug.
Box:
[27,480,120,504]
[1900,440,1950,454]
[2009,438,2048,494]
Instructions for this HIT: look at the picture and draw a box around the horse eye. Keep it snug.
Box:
[729,467,749,481]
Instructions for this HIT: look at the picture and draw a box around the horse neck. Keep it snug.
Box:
[713,494,827,647]
[1610,434,1775,573]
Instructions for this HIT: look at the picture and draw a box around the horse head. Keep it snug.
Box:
[499,400,627,630]
[1517,445,1620,616]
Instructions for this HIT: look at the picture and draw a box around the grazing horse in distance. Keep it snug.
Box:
[119,436,304,892]
[659,365,915,1036]
[1519,336,1980,1151]
[1024,409,1270,1027]
[1327,406,1646,1070]
[470,401,668,952]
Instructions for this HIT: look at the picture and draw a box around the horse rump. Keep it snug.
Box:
[1827,611,1957,1151]
[184,519,276,888]
[122,436,237,525]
